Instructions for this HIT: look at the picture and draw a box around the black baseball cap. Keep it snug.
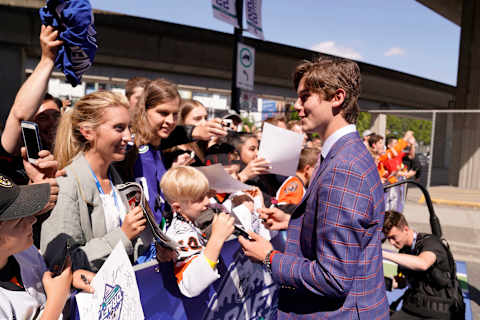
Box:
[0,175,50,221]
[205,143,243,166]
[223,112,242,124]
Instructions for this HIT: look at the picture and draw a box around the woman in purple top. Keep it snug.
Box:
[131,79,227,224]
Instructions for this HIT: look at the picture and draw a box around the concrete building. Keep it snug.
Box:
[1,0,477,188]
[416,0,480,189]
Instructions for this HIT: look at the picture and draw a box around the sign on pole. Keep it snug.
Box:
[240,90,258,112]
[245,0,264,39]
[236,42,255,91]
[211,0,239,28]
[261,100,277,120]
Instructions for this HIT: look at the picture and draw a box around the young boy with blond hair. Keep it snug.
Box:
[160,166,235,298]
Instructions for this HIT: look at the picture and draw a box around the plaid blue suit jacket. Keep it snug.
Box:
[271,132,389,319]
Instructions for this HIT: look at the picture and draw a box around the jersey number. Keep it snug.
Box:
[178,237,202,252]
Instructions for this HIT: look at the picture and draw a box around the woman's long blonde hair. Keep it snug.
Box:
[54,91,130,170]
[131,79,180,147]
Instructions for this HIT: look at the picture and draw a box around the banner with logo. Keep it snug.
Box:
[73,239,284,319]
[245,0,264,39]
[261,100,277,120]
[211,0,239,28]
[75,242,144,320]
[136,240,278,319]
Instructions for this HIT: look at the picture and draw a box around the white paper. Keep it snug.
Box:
[258,122,304,176]
[197,164,255,193]
[211,0,239,28]
[75,242,144,320]
[232,204,253,231]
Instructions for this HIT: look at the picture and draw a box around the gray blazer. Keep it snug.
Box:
[40,153,152,271]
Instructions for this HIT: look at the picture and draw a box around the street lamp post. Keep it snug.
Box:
[230,0,243,114]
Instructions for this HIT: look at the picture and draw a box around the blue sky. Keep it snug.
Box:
[91,0,460,86]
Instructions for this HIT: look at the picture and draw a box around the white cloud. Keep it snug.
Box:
[384,47,406,57]
[310,41,362,60]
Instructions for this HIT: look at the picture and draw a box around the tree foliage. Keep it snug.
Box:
[241,116,255,130]
[386,115,431,145]
[357,112,372,134]
[357,112,431,145]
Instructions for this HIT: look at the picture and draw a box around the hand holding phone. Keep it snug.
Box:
[51,240,71,277]
[21,121,42,164]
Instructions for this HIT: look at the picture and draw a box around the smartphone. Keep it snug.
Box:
[222,119,233,129]
[21,121,42,164]
[233,224,252,240]
[51,240,71,277]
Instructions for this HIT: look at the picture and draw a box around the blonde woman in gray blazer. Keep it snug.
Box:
[41,91,150,272]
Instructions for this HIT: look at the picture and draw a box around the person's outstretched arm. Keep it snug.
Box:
[1,25,62,154]
[174,213,234,297]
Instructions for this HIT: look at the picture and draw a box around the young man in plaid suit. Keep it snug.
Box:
[239,57,389,319]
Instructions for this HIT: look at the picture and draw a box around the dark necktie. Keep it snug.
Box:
[312,154,324,178]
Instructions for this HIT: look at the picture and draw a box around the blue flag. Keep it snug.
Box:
[39,0,97,87]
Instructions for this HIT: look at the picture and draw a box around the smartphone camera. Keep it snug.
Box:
[222,119,233,129]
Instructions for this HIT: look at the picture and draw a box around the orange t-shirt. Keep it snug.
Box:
[378,138,409,183]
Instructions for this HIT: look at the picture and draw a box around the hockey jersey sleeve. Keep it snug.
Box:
[276,176,305,205]
[166,217,220,298]
[174,253,220,297]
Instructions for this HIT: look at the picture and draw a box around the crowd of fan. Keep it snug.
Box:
[0,25,323,318]
[362,128,423,212]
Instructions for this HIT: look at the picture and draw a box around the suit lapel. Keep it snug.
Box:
[295,132,360,256]
[295,132,358,212]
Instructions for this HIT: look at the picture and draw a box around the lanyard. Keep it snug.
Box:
[87,164,120,211]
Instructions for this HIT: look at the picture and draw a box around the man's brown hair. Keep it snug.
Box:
[368,134,384,148]
[125,77,150,99]
[287,119,302,130]
[231,194,254,208]
[298,147,320,171]
[264,114,287,127]
[293,57,361,124]
[382,210,409,235]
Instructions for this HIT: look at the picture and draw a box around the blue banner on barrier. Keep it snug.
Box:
[74,239,280,319]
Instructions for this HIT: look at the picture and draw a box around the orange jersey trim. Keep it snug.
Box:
[276,176,305,205]
[174,255,199,283]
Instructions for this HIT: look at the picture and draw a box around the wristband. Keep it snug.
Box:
[204,255,218,270]
[263,249,278,273]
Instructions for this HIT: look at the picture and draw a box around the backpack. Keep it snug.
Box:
[395,235,466,319]
[440,238,466,318]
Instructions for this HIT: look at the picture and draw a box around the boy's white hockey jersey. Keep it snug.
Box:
[165,213,220,297]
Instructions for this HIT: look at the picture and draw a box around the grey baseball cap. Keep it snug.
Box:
[362,129,374,138]
[0,174,50,221]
